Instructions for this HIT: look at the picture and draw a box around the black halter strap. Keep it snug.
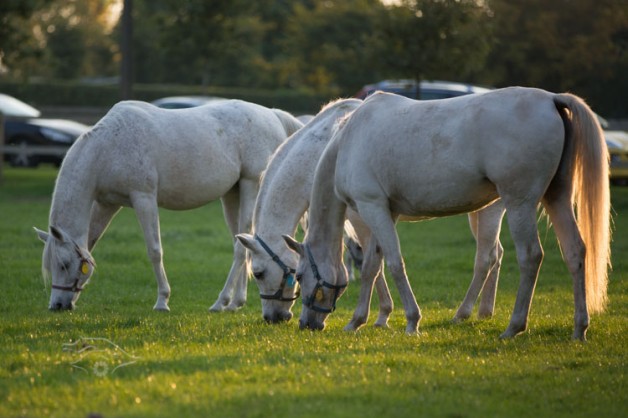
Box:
[254,235,299,302]
[51,246,93,293]
[303,244,347,314]
[52,278,84,293]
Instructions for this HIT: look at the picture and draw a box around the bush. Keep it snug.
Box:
[0,80,333,114]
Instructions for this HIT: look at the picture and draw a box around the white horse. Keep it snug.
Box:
[284,88,610,340]
[35,99,303,311]
[237,98,506,328]
[236,99,397,325]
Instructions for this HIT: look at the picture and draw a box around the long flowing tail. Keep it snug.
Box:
[554,93,611,313]
[272,109,304,137]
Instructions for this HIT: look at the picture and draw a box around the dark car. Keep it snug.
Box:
[355,79,493,100]
[1,93,90,167]
[150,95,226,109]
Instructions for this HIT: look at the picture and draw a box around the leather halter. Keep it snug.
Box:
[302,244,347,314]
[254,235,300,302]
[51,246,93,293]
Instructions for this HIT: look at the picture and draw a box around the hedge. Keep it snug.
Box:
[0,80,334,115]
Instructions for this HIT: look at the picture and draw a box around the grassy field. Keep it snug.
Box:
[0,166,626,418]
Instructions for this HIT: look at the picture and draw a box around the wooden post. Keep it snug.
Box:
[0,112,4,185]
[120,0,133,100]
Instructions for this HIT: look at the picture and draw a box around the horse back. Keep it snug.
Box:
[333,88,566,216]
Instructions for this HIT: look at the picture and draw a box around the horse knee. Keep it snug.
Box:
[146,245,163,264]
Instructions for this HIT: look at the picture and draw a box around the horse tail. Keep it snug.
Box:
[553,93,611,313]
[271,109,304,137]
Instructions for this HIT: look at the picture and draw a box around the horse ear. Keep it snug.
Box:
[236,234,259,253]
[49,226,65,242]
[282,234,304,257]
[34,227,49,243]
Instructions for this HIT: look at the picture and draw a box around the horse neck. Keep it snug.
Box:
[254,192,306,241]
[49,157,97,246]
[306,142,346,258]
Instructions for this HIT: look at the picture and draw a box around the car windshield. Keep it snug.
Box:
[0,94,41,118]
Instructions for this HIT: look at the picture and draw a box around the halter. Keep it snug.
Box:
[51,246,93,294]
[303,244,347,314]
[254,235,300,302]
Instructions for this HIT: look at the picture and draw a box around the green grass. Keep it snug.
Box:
[0,166,626,418]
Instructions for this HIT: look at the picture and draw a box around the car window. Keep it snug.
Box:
[0,94,41,117]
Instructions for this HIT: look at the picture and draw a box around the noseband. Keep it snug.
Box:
[303,245,347,314]
[254,235,300,302]
[51,246,93,293]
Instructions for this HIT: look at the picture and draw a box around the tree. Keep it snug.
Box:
[281,0,387,95]
[484,0,628,116]
[374,0,493,95]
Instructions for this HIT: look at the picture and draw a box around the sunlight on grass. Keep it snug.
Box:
[0,167,626,418]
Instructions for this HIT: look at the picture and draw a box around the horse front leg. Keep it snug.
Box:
[356,202,420,335]
[131,192,170,312]
[344,239,383,331]
[347,210,394,328]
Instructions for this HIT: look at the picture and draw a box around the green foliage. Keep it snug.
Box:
[1,0,627,115]
[0,167,626,418]
[0,80,331,114]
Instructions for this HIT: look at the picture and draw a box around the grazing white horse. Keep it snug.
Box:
[284,87,610,340]
[35,99,302,311]
[236,99,396,325]
[237,98,506,328]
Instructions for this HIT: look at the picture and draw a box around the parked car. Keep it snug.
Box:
[598,115,628,185]
[0,93,90,167]
[150,95,226,109]
[354,79,493,100]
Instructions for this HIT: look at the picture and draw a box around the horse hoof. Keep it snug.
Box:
[572,330,587,342]
[223,304,241,312]
[373,320,389,329]
[477,311,494,320]
[208,300,229,312]
[343,323,359,332]
[153,304,170,312]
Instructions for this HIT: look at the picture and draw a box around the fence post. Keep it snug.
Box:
[0,112,4,185]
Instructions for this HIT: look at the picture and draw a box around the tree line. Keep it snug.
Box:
[1,0,626,116]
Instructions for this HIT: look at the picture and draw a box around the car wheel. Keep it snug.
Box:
[9,140,38,168]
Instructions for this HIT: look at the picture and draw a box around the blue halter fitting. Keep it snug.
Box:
[254,235,299,302]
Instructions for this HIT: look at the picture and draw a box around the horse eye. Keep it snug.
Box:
[60,262,70,271]
[295,273,302,283]
[253,271,264,281]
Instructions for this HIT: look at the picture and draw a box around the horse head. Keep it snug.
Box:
[35,226,95,310]
[283,234,348,331]
[236,233,298,323]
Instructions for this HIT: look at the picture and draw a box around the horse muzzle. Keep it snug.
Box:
[298,308,326,331]
[49,300,75,311]
[263,309,293,324]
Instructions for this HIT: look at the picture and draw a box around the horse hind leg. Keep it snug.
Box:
[453,203,505,322]
[209,186,241,312]
[542,193,588,340]
[477,202,506,319]
[131,192,171,312]
[500,203,543,338]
